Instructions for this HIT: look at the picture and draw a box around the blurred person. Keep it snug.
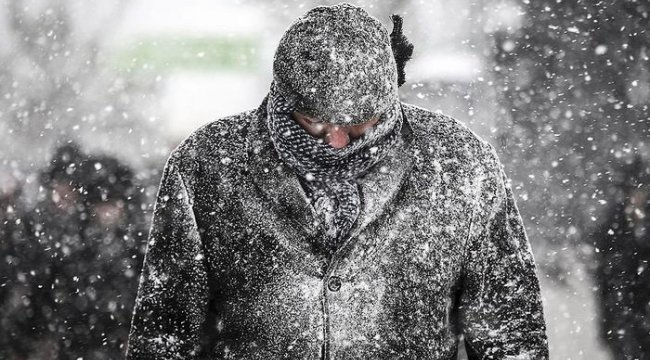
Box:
[21,142,92,358]
[10,142,147,359]
[77,154,146,360]
[0,169,48,360]
[46,152,146,360]
[593,155,650,359]
[1,143,87,360]
[128,4,548,359]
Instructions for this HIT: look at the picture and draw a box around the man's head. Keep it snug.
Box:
[81,155,138,228]
[40,142,84,213]
[265,4,413,243]
[272,3,399,128]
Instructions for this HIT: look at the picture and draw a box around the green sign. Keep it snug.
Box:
[115,36,259,72]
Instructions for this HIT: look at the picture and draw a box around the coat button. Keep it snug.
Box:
[327,276,342,292]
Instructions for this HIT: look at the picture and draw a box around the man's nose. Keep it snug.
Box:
[325,126,350,149]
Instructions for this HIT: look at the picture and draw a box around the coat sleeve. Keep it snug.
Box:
[459,151,549,360]
[126,157,209,359]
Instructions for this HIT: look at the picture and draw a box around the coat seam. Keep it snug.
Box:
[172,159,211,318]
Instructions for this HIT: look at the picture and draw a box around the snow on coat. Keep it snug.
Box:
[126,100,549,359]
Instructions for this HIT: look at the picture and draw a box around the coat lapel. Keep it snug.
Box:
[242,105,322,258]
[350,133,415,237]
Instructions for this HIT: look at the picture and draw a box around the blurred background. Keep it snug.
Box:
[1,0,649,359]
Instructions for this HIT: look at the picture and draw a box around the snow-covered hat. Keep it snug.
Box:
[272,3,399,125]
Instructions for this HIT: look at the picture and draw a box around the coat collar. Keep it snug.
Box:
[243,97,416,256]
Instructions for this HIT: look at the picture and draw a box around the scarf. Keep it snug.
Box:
[265,83,404,251]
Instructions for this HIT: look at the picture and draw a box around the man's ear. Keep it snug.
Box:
[390,14,414,87]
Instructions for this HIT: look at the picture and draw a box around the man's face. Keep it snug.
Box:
[51,181,78,212]
[92,200,125,229]
[625,188,648,222]
[292,112,379,149]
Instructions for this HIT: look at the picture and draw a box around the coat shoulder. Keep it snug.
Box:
[401,102,502,175]
[166,109,257,184]
[400,102,509,230]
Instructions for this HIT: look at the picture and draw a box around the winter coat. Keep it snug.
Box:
[127,99,549,359]
[13,150,147,360]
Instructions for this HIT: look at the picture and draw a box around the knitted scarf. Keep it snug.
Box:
[265,83,404,250]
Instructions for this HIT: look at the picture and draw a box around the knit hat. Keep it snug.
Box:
[272,3,398,125]
[40,142,85,188]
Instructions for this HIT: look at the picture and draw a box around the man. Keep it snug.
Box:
[6,143,88,359]
[127,3,549,359]
[18,143,146,359]
[593,156,650,359]
[49,153,146,360]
